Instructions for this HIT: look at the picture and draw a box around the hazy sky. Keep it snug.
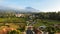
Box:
[0,0,60,12]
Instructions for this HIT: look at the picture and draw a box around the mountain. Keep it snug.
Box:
[25,7,39,12]
[0,6,40,14]
[17,7,40,13]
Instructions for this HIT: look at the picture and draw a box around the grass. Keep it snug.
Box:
[33,19,60,27]
[0,17,26,23]
[0,17,60,27]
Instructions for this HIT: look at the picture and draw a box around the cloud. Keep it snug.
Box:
[7,4,24,10]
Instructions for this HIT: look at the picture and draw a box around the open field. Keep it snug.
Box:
[0,17,60,26]
[0,17,26,23]
[33,19,60,27]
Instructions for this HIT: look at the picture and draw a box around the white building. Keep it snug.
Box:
[15,14,25,17]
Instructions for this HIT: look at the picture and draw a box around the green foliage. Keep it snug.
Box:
[17,25,25,32]
[9,30,22,34]
[33,19,60,27]
[0,17,26,23]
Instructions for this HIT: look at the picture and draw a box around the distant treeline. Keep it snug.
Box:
[0,12,15,18]
[0,11,60,20]
[34,12,60,20]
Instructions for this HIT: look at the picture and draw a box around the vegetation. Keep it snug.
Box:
[0,11,60,34]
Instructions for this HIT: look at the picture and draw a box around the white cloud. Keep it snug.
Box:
[7,4,24,10]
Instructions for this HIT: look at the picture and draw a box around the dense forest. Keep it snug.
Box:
[34,12,60,20]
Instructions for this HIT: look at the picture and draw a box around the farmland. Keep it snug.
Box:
[0,12,60,34]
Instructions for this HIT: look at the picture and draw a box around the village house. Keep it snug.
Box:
[15,14,25,17]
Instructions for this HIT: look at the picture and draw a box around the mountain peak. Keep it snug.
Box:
[25,7,34,9]
[25,7,40,12]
